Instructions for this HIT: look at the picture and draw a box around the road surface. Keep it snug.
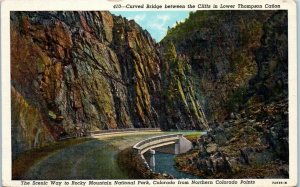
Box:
[23,131,201,179]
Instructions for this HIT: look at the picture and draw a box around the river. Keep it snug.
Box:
[151,152,199,179]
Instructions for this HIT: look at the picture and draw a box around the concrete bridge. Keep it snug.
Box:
[132,134,192,170]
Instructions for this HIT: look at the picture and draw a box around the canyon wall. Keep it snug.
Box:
[169,10,289,178]
[11,11,208,158]
[162,11,279,122]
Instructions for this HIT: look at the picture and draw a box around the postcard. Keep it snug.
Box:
[1,0,297,186]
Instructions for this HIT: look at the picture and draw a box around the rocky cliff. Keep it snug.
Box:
[162,11,277,122]
[11,11,208,158]
[171,11,288,178]
[160,41,208,130]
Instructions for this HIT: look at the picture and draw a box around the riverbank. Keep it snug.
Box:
[175,150,280,178]
[117,147,173,179]
[174,100,288,179]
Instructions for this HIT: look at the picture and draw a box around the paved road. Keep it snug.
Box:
[23,131,201,180]
[23,131,165,179]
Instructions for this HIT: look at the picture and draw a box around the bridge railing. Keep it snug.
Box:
[88,128,160,135]
[133,133,182,154]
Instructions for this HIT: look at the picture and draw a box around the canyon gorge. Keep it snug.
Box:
[11,10,288,178]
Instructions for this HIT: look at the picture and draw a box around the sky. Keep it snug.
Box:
[111,11,190,42]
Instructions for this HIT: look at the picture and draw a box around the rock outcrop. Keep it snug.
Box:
[162,11,275,122]
[11,11,208,158]
[173,11,288,178]
[160,41,208,130]
[190,98,288,178]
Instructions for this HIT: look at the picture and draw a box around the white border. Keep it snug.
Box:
[1,0,297,186]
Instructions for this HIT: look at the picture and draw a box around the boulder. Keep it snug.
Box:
[206,143,218,154]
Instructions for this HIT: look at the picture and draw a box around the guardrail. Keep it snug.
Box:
[133,134,182,154]
[131,132,199,175]
[88,128,160,135]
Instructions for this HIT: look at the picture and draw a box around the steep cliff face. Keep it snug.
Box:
[11,87,54,159]
[110,15,162,128]
[173,11,288,178]
[11,11,210,157]
[249,11,288,103]
[162,11,275,122]
[11,11,163,156]
[160,41,208,130]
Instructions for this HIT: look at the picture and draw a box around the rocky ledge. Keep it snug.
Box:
[175,99,288,178]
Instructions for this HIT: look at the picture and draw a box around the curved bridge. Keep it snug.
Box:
[132,134,192,169]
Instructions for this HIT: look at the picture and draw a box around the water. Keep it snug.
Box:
[151,152,199,179]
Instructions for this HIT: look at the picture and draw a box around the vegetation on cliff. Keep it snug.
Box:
[160,41,208,130]
[162,11,274,121]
